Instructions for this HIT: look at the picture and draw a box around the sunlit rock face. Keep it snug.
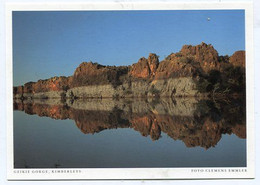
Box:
[229,50,245,68]
[130,53,159,79]
[14,97,246,149]
[180,42,220,72]
[23,76,72,93]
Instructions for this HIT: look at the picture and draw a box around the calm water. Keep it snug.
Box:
[13,98,246,168]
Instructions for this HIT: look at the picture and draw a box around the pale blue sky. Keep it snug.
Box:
[13,10,245,86]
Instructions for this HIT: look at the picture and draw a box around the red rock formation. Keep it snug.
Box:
[129,53,159,79]
[148,53,159,76]
[72,62,128,87]
[180,42,220,72]
[230,51,245,68]
[13,43,245,98]
[23,82,34,93]
[32,76,72,93]
[155,57,200,79]
[154,42,221,79]
[15,76,72,95]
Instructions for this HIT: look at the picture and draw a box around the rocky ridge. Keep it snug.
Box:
[13,42,245,99]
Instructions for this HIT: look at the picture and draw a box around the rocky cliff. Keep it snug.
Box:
[13,42,245,99]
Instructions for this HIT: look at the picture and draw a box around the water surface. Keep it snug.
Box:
[13,98,246,168]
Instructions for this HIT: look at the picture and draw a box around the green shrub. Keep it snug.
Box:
[195,66,245,96]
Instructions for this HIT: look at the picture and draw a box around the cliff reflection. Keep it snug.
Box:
[13,97,246,149]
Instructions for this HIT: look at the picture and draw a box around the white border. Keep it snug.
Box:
[6,2,254,180]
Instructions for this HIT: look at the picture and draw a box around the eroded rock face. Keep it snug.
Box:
[180,42,220,72]
[23,82,34,94]
[14,76,72,95]
[181,42,218,60]
[155,58,200,79]
[72,62,128,88]
[72,62,114,87]
[230,51,245,68]
[148,53,160,76]
[130,57,150,78]
[34,76,71,92]
[154,42,222,79]
[129,53,159,79]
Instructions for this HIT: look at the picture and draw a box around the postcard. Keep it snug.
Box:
[6,2,254,180]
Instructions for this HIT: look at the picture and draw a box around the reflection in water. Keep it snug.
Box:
[14,97,246,149]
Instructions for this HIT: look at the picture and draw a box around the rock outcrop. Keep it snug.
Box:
[25,76,72,93]
[72,62,128,87]
[180,42,220,72]
[130,53,159,78]
[13,42,245,99]
[229,50,246,68]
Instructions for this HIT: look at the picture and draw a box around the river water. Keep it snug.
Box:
[13,97,246,168]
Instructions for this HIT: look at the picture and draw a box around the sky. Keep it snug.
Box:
[13,10,245,86]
